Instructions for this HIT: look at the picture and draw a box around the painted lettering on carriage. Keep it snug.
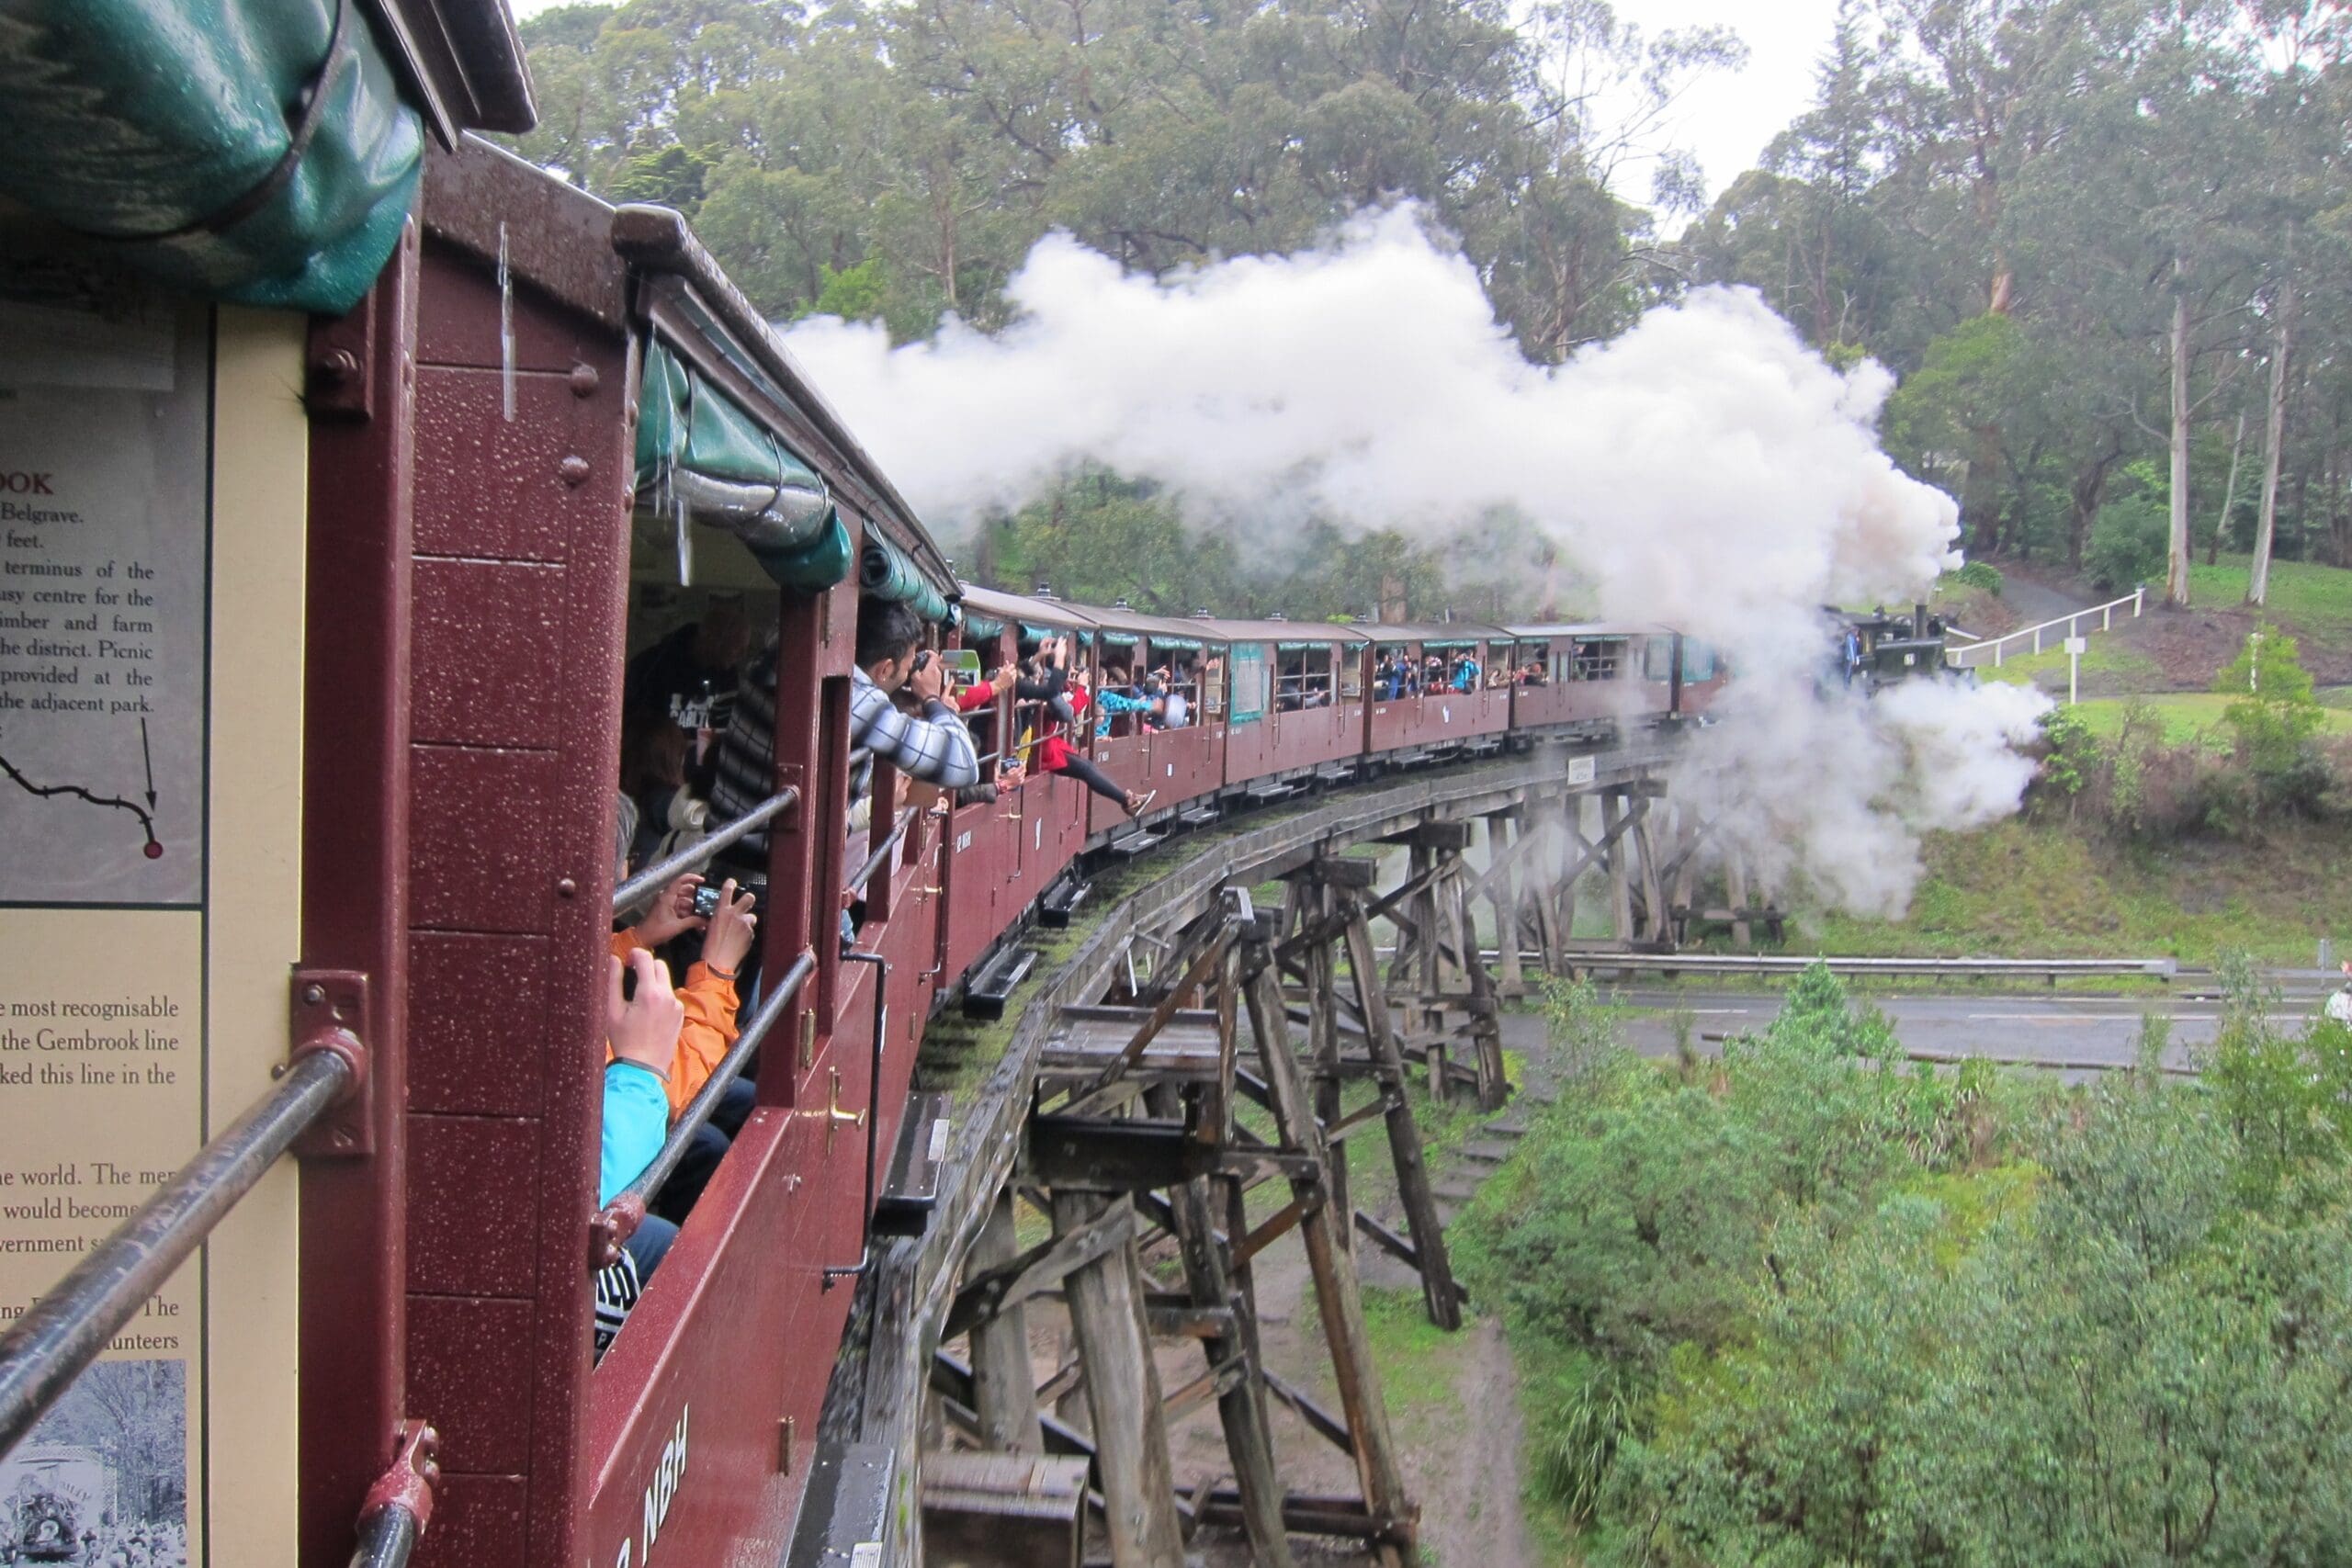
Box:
[608,1404,689,1567]
[955,829,971,852]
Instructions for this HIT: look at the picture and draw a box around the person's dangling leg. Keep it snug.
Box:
[1055,754,1150,817]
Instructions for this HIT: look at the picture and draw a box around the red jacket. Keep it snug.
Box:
[1037,689,1088,773]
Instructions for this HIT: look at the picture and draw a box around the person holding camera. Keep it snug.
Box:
[612,872,757,1117]
[594,945,687,1356]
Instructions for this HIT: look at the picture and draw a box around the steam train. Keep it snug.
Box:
[0,11,1940,1568]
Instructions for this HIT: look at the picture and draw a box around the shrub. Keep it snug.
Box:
[1943,559,2004,596]
[2084,492,2167,592]
[2213,626,2327,813]
[2029,705,2099,812]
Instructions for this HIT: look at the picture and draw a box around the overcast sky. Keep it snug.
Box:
[503,0,1838,201]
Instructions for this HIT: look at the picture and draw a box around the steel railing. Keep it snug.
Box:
[598,947,817,1233]
[0,1046,356,1460]
[1441,949,2178,981]
[1945,589,2146,669]
[613,786,799,912]
[845,806,919,900]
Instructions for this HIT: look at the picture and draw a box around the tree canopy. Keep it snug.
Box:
[513,0,2352,613]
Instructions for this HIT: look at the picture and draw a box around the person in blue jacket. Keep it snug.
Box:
[594,945,685,1356]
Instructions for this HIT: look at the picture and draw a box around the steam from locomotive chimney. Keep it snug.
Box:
[781,207,2049,916]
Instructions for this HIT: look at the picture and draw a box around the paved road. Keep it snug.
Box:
[1990,568,2094,629]
[1591,987,2235,1077]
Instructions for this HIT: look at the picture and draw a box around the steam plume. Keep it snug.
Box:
[781,208,2050,916]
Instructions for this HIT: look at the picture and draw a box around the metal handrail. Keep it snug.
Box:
[348,1499,422,1568]
[606,948,817,1214]
[845,807,918,899]
[0,1047,356,1460]
[1945,589,2146,669]
[612,786,799,912]
[822,951,890,1288]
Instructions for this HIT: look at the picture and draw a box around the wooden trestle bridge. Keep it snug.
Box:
[795,739,1766,1567]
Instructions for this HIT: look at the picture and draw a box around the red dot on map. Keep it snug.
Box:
[143,841,164,860]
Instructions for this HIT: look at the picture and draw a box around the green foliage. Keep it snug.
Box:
[807,257,888,325]
[2214,626,2324,777]
[2085,490,2169,592]
[1481,964,2352,1563]
[608,142,708,213]
[2032,705,2098,805]
[1942,559,2005,597]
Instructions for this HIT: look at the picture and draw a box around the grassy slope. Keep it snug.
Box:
[2064,692,2352,745]
[2191,556,2352,643]
[1799,816,2348,965]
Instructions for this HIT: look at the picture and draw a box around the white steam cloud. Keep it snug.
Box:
[781,207,2050,916]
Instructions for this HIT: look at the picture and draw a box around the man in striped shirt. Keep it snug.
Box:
[709,596,978,879]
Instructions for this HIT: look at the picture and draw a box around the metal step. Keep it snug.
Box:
[1243,781,1297,802]
[874,1093,952,1237]
[1038,876,1090,928]
[1178,806,1221,827]
[1108,830,1165,857]
[962,944,1037,1021]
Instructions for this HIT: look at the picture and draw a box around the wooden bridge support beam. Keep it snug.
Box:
[1049,1188,1187,1568]
[1146,1085,1295,1568]
[1339,904,1463,1332]
[966,1187,1043,1454]
[1241,945,1418,1563]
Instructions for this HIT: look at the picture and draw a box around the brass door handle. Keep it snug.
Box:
[912,885,943,901]
[799,1066,866,1152]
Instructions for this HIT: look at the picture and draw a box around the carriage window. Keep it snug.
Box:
[1137,638,1206,728]
[1370,642,1419,698]
[1099,635,1144,737]
[1681,641,1717,682]
[1275,644,1336,711]
[1572,637,1623,680]
[1644,637,1677,682]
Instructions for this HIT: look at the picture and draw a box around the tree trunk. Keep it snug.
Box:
[2211,408,2245,567]
[2166,279,2192,607]
[2250,275,2293,607]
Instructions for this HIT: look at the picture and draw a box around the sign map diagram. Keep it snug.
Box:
[0,303,205,906]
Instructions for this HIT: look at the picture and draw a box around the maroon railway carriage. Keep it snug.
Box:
[938,587,1096,981]
[314,137,974,1568]
[1201,618,1372,789]
[1079,604,1228,836]
[1360,623,1517,756]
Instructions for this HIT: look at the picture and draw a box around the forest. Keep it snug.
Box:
[512,0,2352,616]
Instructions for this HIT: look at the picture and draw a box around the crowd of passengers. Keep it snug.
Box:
[587,594,1208,1350]
[1369,649,1548,701]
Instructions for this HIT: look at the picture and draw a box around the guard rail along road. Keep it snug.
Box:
[1470,951,2180,982]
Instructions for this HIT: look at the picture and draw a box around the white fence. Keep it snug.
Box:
[1944,588,2145,670]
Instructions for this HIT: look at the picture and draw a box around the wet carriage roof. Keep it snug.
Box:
[1356,621,1516,647]
[419,135,956,599]
[1499,622,1679,641]
[1192,618,1374,646]
[957,588,1228,652]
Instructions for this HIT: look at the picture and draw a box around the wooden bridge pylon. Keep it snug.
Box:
[924,888,1442,1566]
